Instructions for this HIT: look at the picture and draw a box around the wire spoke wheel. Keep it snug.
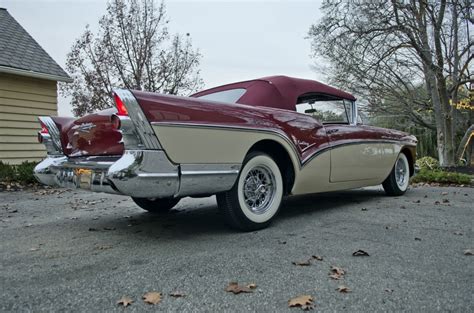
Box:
[242,166,276,215]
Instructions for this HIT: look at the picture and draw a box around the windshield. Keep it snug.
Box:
[295,94,353,124]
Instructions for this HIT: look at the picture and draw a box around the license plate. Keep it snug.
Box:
[75,168,92,189]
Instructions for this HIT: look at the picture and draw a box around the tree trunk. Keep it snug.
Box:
[456,124,474,162]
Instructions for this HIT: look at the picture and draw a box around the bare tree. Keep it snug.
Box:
[62,0,203,116]
[309,0,473,166]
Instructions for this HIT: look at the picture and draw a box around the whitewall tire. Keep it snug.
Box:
[217,151,284,231]
[382,153,410,196]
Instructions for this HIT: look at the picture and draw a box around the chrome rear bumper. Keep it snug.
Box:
[34,150,240,198]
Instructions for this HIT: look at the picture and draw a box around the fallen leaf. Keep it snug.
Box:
[312,255,323,261]
[329,266,346,280]
[352,250,369,256]
[288,295,314,310]
[464,249,473,256]
[225,282,253,294]
[169,291,186,298]
[142,291,162,305]
[117,296,133,307]
[293,259,311,266]
[336,285,351,293]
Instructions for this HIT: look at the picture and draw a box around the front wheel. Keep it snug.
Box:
[132,197,180,213]
[382,153,410,196]
[217,151,284,231]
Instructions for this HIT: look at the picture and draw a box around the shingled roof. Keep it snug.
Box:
[0,8,72,82]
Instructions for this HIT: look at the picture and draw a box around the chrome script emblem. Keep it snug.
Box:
[76,122,96,133]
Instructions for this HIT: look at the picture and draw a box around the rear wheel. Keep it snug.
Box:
[217,151,284,231]
[382,153,410,196]
[132,197,180,213]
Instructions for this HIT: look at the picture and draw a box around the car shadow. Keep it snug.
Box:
[84,188,388,240]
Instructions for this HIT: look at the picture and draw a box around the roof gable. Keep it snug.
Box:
[0,8,71,82]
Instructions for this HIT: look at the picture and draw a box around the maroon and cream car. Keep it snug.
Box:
[34,76,417,230]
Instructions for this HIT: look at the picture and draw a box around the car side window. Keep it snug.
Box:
[196,88,246,103]
[295,94,352,124]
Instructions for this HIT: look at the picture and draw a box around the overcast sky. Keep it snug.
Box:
[0,0,324,116]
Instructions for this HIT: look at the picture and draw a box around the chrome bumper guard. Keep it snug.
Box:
[34,150,179,198]
[34,150,240,198]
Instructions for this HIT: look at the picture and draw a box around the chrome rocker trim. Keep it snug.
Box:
[34,150,241,198]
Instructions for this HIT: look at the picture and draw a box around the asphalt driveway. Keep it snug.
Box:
[0,186,473,312]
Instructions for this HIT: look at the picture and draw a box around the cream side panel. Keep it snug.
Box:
[330,143,400,182]
[292,149,387,195]
[152,125,300,168]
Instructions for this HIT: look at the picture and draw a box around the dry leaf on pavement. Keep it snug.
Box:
[329,266,346,280]
[117,296,133,307]
[292,259,311,266]
[352,250,370,256]
[288,295,314,310]
[169,291,186,298]
[225,282,253,294]
[336,286,351,293]
[142,291,162,304]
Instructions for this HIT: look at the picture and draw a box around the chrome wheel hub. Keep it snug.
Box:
[243,165,276,214]
[395,157,408,188]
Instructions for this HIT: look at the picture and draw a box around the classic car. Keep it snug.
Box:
[34,75,417,231]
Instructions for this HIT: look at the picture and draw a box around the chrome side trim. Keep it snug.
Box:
[113,89,161,149]
[151,121,417,169]
[38,116,63,154]
[107,150,179,198]
[178,164,241,196]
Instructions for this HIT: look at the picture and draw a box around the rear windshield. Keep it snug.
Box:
[197,88,246,103]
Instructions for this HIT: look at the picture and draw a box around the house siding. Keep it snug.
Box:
[0,73,57,164]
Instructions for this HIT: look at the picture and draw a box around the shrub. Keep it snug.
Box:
[0,161,38,185]
[16,161,38,184]
[411,169,472,185]
[0,161,16,182]
[416,156,440,170]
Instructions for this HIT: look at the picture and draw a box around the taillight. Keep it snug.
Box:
[113,92,128,116]
[40,122,49,134]
[111,114,121,129]
[38,121,48,143]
